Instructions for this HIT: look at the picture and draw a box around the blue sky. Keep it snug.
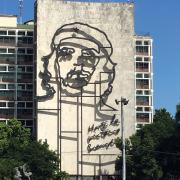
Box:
[0,0,180,116]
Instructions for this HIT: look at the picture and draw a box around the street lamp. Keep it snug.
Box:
[115,97,129,180]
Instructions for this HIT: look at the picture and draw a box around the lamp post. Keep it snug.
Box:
[115,97,129,180]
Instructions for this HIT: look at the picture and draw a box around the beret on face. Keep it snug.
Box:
[51,22,113,57]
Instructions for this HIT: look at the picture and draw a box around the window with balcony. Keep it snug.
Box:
[136,96,149,106]
[0,91,14,100]
[136,113,150,123]
[0,54,15,64]
[136,79,149,89]
[136,46,149,55]
[0,109,14,119]
[136,62,149,72]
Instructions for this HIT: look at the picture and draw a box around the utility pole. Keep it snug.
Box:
[115,97,129,180]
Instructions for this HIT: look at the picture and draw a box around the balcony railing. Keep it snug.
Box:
[136,101,149,106]
[0,114,14,119]
[136,84,149,89]
[137,117,150,123]
[136,68,149,72]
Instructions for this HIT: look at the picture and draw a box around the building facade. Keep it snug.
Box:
[135,35,153,129]
[35,0,135,178]
[0,15,34,133]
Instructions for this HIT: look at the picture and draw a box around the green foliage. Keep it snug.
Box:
[0,119,67,180]
[115,108,179,180]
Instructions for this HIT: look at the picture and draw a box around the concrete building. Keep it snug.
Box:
[34,0,153,179]
[0,15,34,133]
[135,35,153,129]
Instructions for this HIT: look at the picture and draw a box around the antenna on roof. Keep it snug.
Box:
[19,0,23,24]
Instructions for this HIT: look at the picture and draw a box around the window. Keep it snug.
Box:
[0,31,7,35]
[27,31,33,36]
[18,84,25,90]
[144,41,149,45]
[144,57,149,62]
[27,49,33,54]
[8,31,15,35]
[26,102,33,108]
[136,73,143,78]
[0,84,6,89]
[136,41,142,45]
[136,107,143,111]
[136,113,149,122]
[0,66,6,71]
[18,48,25,54]
[0,48,7,53]
[17,102,25,108]
[136,79,149,89]
[136,57,142,61]
[27,37,33,44]
[0,102,6,107]
[18,31,25,36]
[136,96,149,105]
[144,74,150,78]
[26,84,33,90]
[8,49,15,53]
[8,84,15,89]
[145,107,150,111]
[8,66,15,71]
[26,120,33,126]
[136,62,149,72]
[136,90,143,95]
[26,66,33,72]
[18,66,25,72]
[136,46,149,54]
[8,102,14,107]
[144,90,151,95]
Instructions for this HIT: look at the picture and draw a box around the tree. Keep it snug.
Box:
[175,104,180,123]
[0,119,68,180]
[115,109,177,180]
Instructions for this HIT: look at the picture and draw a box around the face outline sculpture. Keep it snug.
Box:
[55,38,101,90]
[38,22,116,100]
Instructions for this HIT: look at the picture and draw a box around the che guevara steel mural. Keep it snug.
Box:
[38,22,120,156]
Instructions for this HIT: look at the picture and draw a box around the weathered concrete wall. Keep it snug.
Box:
[36,0,135,176]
